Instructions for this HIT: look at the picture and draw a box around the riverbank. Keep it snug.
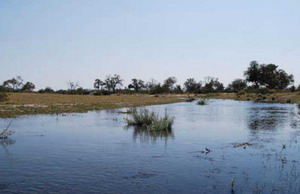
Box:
[0,93,182,118]
[1,92,299,118]
[196,92,300,104]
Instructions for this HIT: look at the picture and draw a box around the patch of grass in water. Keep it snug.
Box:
[125,108,174,131]
[197,99,208,105]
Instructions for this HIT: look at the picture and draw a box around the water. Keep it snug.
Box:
[1,100,300,193]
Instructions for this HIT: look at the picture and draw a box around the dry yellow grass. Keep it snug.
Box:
[1,92,299,117]
[0,93,182,117]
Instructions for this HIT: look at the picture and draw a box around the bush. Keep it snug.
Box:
[38,87,55,94]
[197,99,208,105]
[92,90,112,96]
[0,93,8,102]
[186,97,196,102]
[125,108,174,131]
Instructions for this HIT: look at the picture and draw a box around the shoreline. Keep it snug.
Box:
[0,93,183,118]
[1,92,299,118]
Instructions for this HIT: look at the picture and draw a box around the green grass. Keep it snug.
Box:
[125,108,174,131]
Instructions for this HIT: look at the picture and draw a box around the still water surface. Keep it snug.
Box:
[1,100,300,193]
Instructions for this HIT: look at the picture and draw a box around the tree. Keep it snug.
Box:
[67,81,79,90]
[22,82,35,92]
[146,79,158,91]
[94,79,105,90]
[244,61,261,88]
[128,78,145,92]
[244,61,294,90]
[163,77,177,92]
[227,79,247,92]
[174,85,183,93]
[184,78,201,93]
[276,69,294,90]
[203,77,224,92]
[104,74,123,92]
[38,87,54,93]
[2,76,23,90]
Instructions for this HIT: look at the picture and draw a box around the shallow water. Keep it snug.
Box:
[1,100,300,193]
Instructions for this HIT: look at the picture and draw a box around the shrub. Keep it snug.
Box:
[0,93,8,102]
[186,97,196,102]
[125,108,174,131]
[38,87,55,93]
[92,90,112,96]
[197,99,208,105]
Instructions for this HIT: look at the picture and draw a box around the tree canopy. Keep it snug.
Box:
[244,61,294,89]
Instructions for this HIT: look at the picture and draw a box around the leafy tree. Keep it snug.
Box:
[202,77,224,92]
[149,83,165,94]
[94,79,105,90]
[184,78,201,93]
[38,87,54,93]
[22,82,35,92]
[297,85,300,91]
[276,69,294,90]
[163,77,177,92]
[289,85,296,92]
[145,79,158,91]
[260,64,279,89]
[2,76,23,90]
[227,79,247,92]
[104,74,123,92]
[128,78,145,92]
[244,61,294,89]
[244,61,261,88]
[174,85,183,93]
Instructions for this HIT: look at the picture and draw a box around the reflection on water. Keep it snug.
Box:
[0,138,16,147]
[1,100,300,193]
[247,106,292,131]
[125,126,174,143]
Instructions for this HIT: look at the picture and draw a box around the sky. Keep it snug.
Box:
[0,0,299,90]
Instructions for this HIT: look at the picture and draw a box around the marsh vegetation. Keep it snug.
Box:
[125,108,174,131]
[196,99,208,105]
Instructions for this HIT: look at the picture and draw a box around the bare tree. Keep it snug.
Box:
[67,81,80,90]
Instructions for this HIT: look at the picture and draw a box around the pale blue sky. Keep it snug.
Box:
[1,0,299,90]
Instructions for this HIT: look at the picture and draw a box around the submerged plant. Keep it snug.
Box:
[125,108,174,131]
[0,121,14,139]
[197,99,208,105]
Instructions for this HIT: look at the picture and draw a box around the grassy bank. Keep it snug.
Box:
[0,93,182,118]
[1,92,299,118]
[196,92,300,104]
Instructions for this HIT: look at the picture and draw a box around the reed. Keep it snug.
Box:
[125,108,174,131]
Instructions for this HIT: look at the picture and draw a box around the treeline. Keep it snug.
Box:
[0,61,299,96]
